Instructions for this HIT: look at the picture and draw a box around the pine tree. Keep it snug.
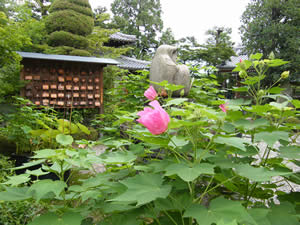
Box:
[45,0,94,56]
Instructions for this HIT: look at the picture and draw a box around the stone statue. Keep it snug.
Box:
[150,45,191,97]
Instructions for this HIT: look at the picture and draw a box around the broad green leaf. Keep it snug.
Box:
[99,213,141,225]
[267,202,299,225]
[3,174,30,186]
[248,208,271,225]
[250,53,263,60]
[269,87,285,94]
[235,164,293,182]
[32,149,57,159]
[267,59,289,67]
[56,134,73,146]
[28,212,83,225]
[110,173,171,206]
[233,118,269,130]
[254,131,289,147]
[100,151,137,164]
[217,220,238,225]
[0,186,31,201]
[232,86,249,92]
[26,168,49,177]
[168,136,189,148]
[214,136,251,151]
[164,98,188,106]
[135,135,169,147]
[12,159,46,170]
[184,197,256,225]
[291,99,300,108]
[242,75,265,85]
[77,123,90,135]
[269,101,289,110]
[164,163,215,182]
[28,179,67,201]
[279,146,300,159]
[100,202,137,213]
[228,98,251,106]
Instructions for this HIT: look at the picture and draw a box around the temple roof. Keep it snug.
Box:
[105,32,137,47]
[218,55,249,69]
[116,56,150,71]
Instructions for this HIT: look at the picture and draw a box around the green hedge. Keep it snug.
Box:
[70,49,91,57]
[48,31,89,48]
[49,0,93,17]
[46,10,94,36]
[68,0,91,8]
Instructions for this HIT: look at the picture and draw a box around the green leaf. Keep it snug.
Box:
[235,164,293,182]
[269,87,285,94]
[267,59,289,67]
[110,173,171,206]
[12,159,46,170]
[164,98,188,106]
[0,186,31,201]
[56,134,73,146]
[26,168,49,177]
[3,174,30,186]
[248,208,271,225]
[28,179,67,201]
[233,118,269,130]
[279,146,300,159]
[99,213,141,225]
[250,53,263,60]
[77,123,90,135]
[168,136,189,148]
[267,202,300,225]
[232,86,249,92]
[291,99,300,108]
[32,149,57,159]
[184,197,256,225]
[254,131,289,147]
[214,136,251,151]
[164,163,215,182]
[100,151,137,164]
[28,212,83,225]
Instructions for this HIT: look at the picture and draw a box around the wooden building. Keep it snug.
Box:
[18,52,118,113]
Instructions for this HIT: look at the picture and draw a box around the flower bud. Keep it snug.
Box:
[239,70,247,78]
[281,71,290,79]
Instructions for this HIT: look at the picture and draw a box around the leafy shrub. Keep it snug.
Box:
[46,10,93,36]
[50,0,93,17]
[69,49,91,56]
[48,31,89,48]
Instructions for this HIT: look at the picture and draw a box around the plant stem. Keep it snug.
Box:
[197,175,214,204]
[164,211,178,225]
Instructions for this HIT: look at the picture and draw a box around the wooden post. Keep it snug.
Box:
[20,64,25,98]
[99,67,104,114]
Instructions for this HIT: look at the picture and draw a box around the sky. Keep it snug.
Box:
[89,0,251,46]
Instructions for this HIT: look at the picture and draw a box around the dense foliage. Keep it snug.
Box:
[45,0,94,56]
[0,54,299,225]
[111,0,164,59]
[240,0,300,76]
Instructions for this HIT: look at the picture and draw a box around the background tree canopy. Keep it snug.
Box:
[110,0,164,60]
[240,0,300,77]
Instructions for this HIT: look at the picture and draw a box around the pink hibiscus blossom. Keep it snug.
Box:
[144,86,158,101]
[137,100,170,135]
[219,103,228,113]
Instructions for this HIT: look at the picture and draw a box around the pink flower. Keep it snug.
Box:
[137,100,170,135]
[144,86,158,101]
[219,103,228,113]
[240,59,243,63]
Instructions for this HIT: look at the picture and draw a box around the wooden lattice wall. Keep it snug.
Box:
[20,58,104,113]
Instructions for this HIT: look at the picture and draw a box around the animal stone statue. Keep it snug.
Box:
[150,45,191,97]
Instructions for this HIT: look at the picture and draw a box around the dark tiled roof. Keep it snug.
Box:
[110,32,137,43]
[17,52,118,65]
[218,55,249,69]
[116,56,150,70]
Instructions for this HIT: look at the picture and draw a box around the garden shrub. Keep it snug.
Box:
[69,49,91,56]
[50,0,93,17]
[48,31,89,49]
[46,10,94,36]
